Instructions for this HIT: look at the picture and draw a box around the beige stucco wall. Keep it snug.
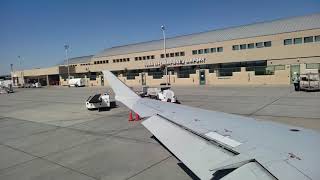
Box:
[90,28,320,72]
[16,28,320,86]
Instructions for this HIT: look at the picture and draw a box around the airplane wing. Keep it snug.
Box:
[103,70,320,180]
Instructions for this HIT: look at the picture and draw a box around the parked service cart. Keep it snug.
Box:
[300,73,320,91]
[68,78,85,87]
[86,93,116,111]
[31,82,42,88]
[142,85,180,104]
[0,80,13,93]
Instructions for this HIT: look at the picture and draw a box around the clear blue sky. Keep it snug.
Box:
[0,0,319,75]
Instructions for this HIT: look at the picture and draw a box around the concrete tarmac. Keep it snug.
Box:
[0,85,319,180]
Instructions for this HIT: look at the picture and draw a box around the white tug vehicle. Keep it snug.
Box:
[86,92,116,111]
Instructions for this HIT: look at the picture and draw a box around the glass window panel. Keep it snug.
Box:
[232,45,239,50]
[210,48,216,53]
[306,63,320,69]
[304,36,314,43]
[275,65,285,70]
[284,39,292,45]
[180,52,185,56]
[247,43,254,49]
[240,44,247,50]
[256,42,263,48]
[192,50,197,55]
[264,41,272,47]
[315,35,320,42]
[217,47,223,52]
[198,49,203,54]
[294,38,302,44]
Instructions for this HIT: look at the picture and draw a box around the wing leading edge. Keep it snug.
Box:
[103,70,320,180]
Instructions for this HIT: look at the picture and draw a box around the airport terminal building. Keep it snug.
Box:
[12,14,320,87]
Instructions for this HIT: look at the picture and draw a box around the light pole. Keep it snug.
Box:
[17,56,23,85]
[10,63,13,85]
[64,44,70,83]
[161,25,168,86]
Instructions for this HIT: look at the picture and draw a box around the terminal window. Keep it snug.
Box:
[264,41,272,47]
[217,47,223,52]
[294,38,302,44]
[175,52,180,56]
[255,42,263,48]
[247,43,254,49]
[180,52,185,56]
[192,50,197,55]
[170,53,174,57]
[232,45,239,50]
[161,54,164,58]
[315,35,320,42]
[210,48,216,53]
[204,49,209,53]
[306,63,320,69]
[240,44,247,50]
[198,49,203,54]
[304,36,313,43]
[284,39,292,45]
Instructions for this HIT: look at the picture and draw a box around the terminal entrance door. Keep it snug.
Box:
[199,70,206,85]
[290,64,300,84]
[141,73,146,86]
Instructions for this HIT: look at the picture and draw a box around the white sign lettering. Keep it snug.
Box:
[144,57,206,68]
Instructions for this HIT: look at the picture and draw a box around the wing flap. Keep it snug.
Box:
[142,115,234,180]
[221,162,275,180]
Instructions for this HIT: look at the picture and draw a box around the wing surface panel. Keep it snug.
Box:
[103,70,320,180]
[142,115,234,179]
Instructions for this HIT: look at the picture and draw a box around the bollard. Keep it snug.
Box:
[135,113,140,121]
[128,111,134,121]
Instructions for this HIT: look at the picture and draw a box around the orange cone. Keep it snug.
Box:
[135,113,140,121]
[128,111,134,121]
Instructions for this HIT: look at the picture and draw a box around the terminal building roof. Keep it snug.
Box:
[95,13,320,58]
[58,55,93,65]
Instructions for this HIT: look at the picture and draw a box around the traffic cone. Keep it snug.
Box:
[128,111,134,121]
[135,113,140,121]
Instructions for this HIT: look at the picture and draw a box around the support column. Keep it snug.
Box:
[46,75,49,86]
